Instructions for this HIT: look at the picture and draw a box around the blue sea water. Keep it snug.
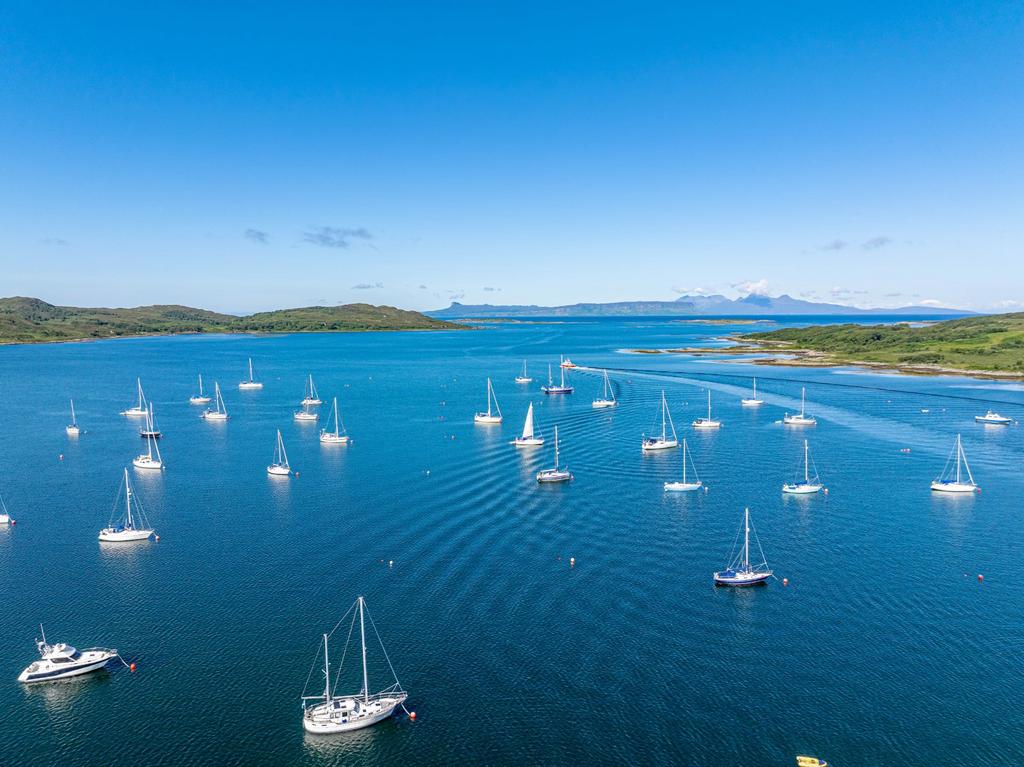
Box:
[1,317,1022,766]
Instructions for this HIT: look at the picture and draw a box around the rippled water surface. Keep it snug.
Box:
[1,317,1022,766]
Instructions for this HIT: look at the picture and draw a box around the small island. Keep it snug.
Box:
[0,297,464,345]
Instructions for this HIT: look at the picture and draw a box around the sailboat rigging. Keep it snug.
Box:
[642,391,679,451]
[267,429,292,476]
[98,468,156,542]
[931,433,979,493]
[512,402,545,447]
[592,369,616,408]
[474,378,503,423]
[320,397,350,444]
[664,438,702,491]
[782,439,822,494]
[714,508,772,586]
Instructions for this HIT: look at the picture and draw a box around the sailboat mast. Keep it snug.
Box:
[333,397,340,436]
[804,440,809,483]
[707,390,711,420]
[199,374,204,395]
[554,426,560,467]
[682,440,687,483]
[800,387,806,416]
[248,358,254,382]
[661,392,667,440]
[70,399,76,424]
[956,434,962,484]
[124,469,133,529]
[323,633,330,700]
[359,597,369,702]
[137,378,144,409]
[753,378,757,398]
[743,508,750,571]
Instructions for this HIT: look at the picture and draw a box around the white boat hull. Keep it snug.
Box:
[783,415,817,426]
[514,377,532,384]
[714,570,772,587]
[740,399,763,406]
[189,396,211,405]
[294,412,319,422]
[202,412,228,421]
[592,399,616,409]
[512,437,545,447]
[931,481,977,493]
[782,483,822,495]
[642,439,678,452]
[474,413,503,424]
[303,695,406,734]
[692,419,721,429]
[66,426,80,435]
[302,398,323,406]
[320,434,350,444]
[121,408,147,418]
[132,457,164,471]
[267,465,291,476]
[976,416,1011,425]
[239,382,263,390]
[664,481,702,492]
[99,527,153,542]
[537,469,572,483]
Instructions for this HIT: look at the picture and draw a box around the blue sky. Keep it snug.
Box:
[1,1,1021,313]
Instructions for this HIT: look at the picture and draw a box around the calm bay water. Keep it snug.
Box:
[1,317,1022,766]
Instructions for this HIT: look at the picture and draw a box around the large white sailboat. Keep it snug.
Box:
[692,389,722,429]
[99,468,156,542]
[783,387,817,426]
[592,369,616,408]
[782,439,822,494]
[515,360,533,384]
[474,377,503,423]
[190,374,211,405]
[301,374,323,406]
[713,508,772,586]
[120,378,148,417]
[294,401,319,422]
[238,358,263,390]
[536,426,572,483]
[741,378,763,406]
[931,433,978,493]
[18,626,118,684]
[301,596,408,734]
[202,382,229,420]
[66,399,81,435]
[133,424,165,471]
[268,430,292,476]
[320,397,350,444]
[140,403,162,439]
[541,364,573,395]
[664,438,702,492]
[511,402,545,447]
[642,391,678,451]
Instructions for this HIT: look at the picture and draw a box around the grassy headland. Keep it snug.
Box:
[741,313,1024,377]
[0,297,463,344]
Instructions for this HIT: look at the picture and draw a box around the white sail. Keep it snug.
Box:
[522,403,535,439]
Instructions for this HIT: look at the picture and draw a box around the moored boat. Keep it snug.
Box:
[18,626,118,684]
[930,433,979,493]
[714,508,772,586]
[99,468,156,542]
[642,391,678,451]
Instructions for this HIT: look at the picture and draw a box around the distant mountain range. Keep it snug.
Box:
[428,293,973,318]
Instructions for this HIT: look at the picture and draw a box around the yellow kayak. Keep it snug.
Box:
[796,758,828,767]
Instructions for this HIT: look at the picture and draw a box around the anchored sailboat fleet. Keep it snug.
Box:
[931,433,978,493]
[541,363,573,394]
[536,426,572,483]
[714,508,772,586]
[474,378,503,424]
[301,597,408,734]
[664,439,702,491]
[120,378,148,417]
[741,378,763,406]
[782,440,822,494]
[515,360,532,384]
[190,374,211,405]
[66,399,81,435]
[783,387,817,426]
[512,402,545,447]
[592,369,616,408]
[99,468,156,542]
[268,430,292,476]
[692,390,721,429]
[202,382,229,420]
[18,626,119,684]
[320,397,350,444]
[239,358,263,390]
[642,391,678,451]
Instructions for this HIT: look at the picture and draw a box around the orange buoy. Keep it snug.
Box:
[10,519,15,525]
[409,711,417,720]
[783,578,789,586]
[129,663,136,672]
[978,574,984,582]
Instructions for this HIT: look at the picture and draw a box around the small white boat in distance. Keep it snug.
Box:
[782,439,822,494]
[642,391,679,451]
[301,596,408,734]
[514,360,533,384]
[714,508,773,586]
[66,399,81,435]
[692,390,722,429]
[536,426,572,483]
[301,374,323,406]
[202,382,229,420]
[664,439,702,491]
[741,378,763,406]
[18,626,118,684]
[783,387,817,426]
[268,430,292,476]
[560,355,577,369]
[512,402,545,447]
[592,370,616,408]
[294,401,319,422]
[975,410,1012,425]
[189,374,211,405]
[133,426,164,471]
[139,403,162,439]
[120,378,148,417]
[931,433,979,493]
[474,378,503,424]
[99,468,156,542]
[320,397,350,444]
[238,357,263,390]
[541,364,574,394]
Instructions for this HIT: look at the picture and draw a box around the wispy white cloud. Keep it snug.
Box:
[862,236,892,250]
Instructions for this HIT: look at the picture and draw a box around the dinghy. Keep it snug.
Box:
[474,378,503,423]
[512,402,545,447]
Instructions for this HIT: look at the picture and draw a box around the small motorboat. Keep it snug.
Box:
[975,410,1012,425]
[559,356,577,369]
[796,758,828,767]
[18,627,118,684]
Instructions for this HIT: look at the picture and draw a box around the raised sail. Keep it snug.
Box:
[512,402,545,447]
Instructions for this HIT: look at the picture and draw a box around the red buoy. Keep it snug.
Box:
[155,535,160,542]
[129,663,137,672]
[409,711,417,721]
[978,574,984,582]
[569,557,575,567]
[783,578,789,586]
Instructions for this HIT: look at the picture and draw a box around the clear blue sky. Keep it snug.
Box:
[1,1,1021,313]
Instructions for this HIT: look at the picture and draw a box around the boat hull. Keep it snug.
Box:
[782,483,822,495]
[202,412,228,421]
[514,377,532,384]
[18,652,117,684]
[642,439,678,452]
[120,408,147,418]
[189,396,211,405]
[537,469,572,483]
[132,457,164,470]
[267,465,291,476]
[692,419,721,429]
[592,399,616,409]
[714,571,772,586]
[294,413,319,422]
[238,382,263,390]
[99,528,153,542]
[541,386,573,394]
[301,398,323,406]
[303,695,406,734]
[319,434,350,444]
[474,414,502,424]
[976,416,1011,425]
[664,481,702,492]
[66,426,81,435]
[783,415,816,426]
[740,399,763,406]
[512,438,545,447]
[930,481,977,493]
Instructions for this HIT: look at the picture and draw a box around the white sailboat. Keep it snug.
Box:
[99,468,156,542]
[120,378,148,417]
[692,389,722,429]
[782,439,822,494]
[515,360,533,384]
[320,397,350,444]
[301,596,408,734]
[474,378,503,424]
[541,364,573,394]
[511,402,545,447]
[301,374,323,406]
[238,357,263,390]
[664,439,702,491]
[592,369,616,408]
[783,387,817,426]
[133,422,165,471]
[0,490,12,525]
[741,378,763,406]
[189,374,211,405]
[975,410,1012,425]
[140,402,162,438]
[931,433,979,493]
[642,391,678,451]
[294,401,319,422]
[267,429,292,476]
[714,508,772,586]
[536,426,572,483]
[202,382,229,420]
[66,399,81,435]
